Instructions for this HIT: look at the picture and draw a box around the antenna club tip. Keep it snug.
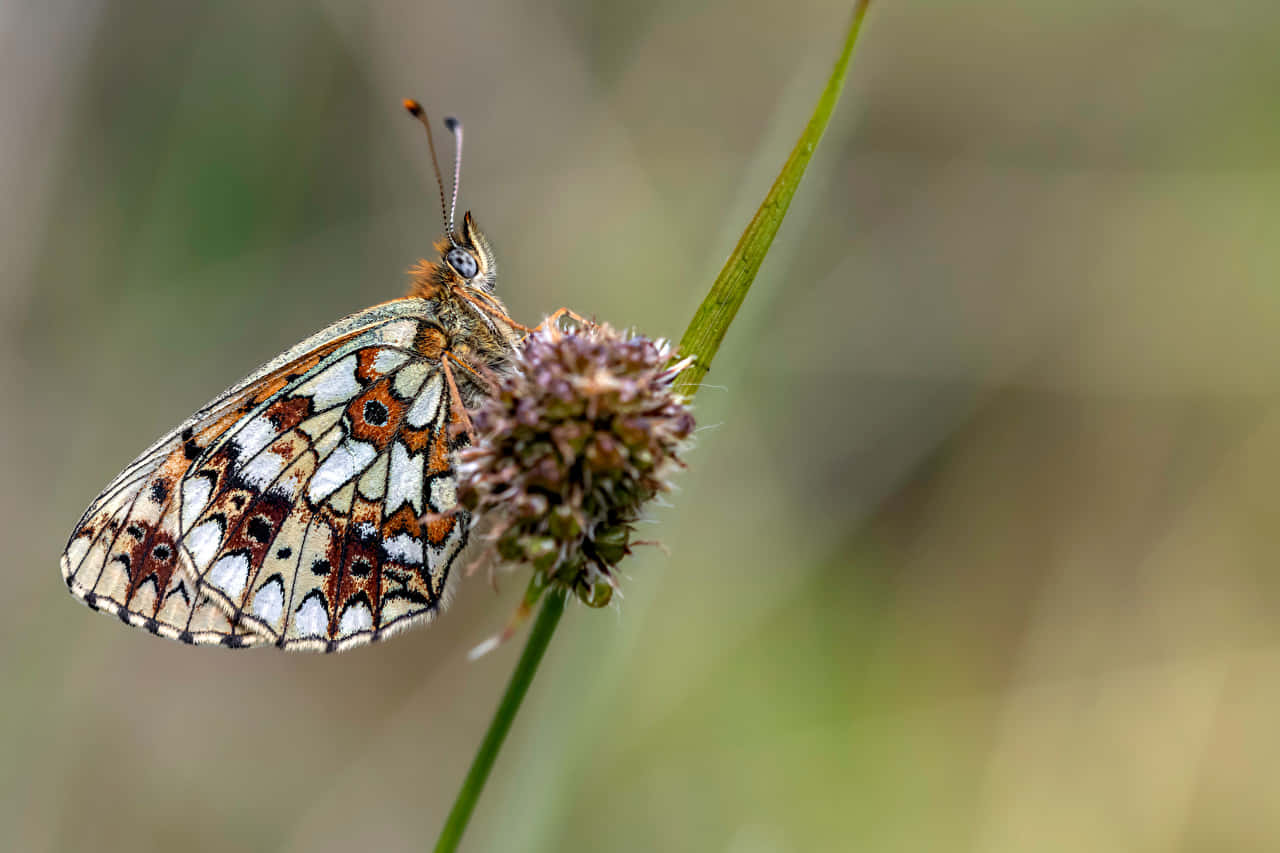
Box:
[444,116,461,131]
[403,99,424,116]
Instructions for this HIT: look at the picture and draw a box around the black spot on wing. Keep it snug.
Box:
[363,399,388,426]
[246,515,273,544]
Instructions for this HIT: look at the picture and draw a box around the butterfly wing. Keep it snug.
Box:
[185,343,472,651]
[61,299,472,651]
[60,383,277,646]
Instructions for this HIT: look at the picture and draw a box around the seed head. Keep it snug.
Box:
[458,322,695,606]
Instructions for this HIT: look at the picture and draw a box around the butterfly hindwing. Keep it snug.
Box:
[60,378,283,646]
[192,351,473,651]
[60,299,472,651]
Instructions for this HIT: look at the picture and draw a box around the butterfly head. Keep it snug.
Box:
[444,211,497,291]
[410,211,498,299]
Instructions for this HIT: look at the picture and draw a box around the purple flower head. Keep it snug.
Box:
[458,321,695,606]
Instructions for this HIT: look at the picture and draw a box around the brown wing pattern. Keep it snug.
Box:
[61,300,472,652]
[189,350,472,651]
[59,363,318,648]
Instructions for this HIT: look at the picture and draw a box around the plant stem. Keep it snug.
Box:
[675,0,871,398]
[433,584,567,853]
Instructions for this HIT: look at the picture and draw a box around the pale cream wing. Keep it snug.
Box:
[59,299,461,650]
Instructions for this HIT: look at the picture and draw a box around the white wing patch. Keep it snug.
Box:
[186,519,225,570]
[208,553,251,599]
[294,594,328,637]
[181,475,214,530]
[384,532,423,566]
[230,415,279,462]
[387,442,425,514]
[407,373,443,427]
[373,349,410,373]
[309,438,377,502]
[239,448,288,490]
[339,600,374,634]
[295,355,361,410]
[251,576,285,625]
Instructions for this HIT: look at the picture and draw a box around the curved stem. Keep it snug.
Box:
[433,585,568,853]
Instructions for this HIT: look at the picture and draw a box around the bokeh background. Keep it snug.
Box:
[5,1,1280,850]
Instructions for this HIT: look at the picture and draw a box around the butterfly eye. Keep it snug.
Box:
[446,248,478,279]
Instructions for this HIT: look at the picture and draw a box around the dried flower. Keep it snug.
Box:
[458,322,695,607]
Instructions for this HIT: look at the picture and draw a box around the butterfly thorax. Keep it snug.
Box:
[431,290,521,376]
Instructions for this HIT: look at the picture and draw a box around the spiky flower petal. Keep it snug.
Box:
[458,322,694,605]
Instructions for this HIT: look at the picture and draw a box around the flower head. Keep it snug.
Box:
[458,321,694,606]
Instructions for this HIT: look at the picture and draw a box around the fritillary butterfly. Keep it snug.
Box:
[60,102,555,652]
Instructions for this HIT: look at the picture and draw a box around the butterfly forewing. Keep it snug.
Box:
[61,299,472,651]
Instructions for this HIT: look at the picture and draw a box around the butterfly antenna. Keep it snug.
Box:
[444,116,463,240]
[403,99,456,247]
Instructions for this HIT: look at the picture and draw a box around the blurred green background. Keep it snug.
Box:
[6,1,1280,850]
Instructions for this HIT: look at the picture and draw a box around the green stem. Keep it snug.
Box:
[675,0,871,398]
[433,583,567,853]
[433,5,872,850]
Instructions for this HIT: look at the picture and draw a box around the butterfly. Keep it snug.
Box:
[60,101,566,652]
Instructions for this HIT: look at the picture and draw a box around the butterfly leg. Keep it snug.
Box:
[536,307,593,331]
[505,307,594,335]
[440,354,477,439]
[416,353,478,533]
